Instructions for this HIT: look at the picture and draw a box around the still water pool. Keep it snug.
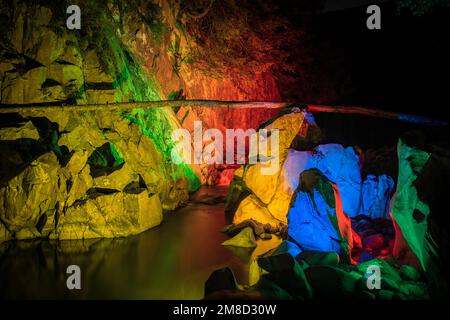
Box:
[0,187,280,299]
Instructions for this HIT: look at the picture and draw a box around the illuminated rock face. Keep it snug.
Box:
[0,152,62,240]
[287,169,354,263]
[390,137,450,285]
[230,109,306,228]
[361,174,394,219]
[229,130,395,230]
[0,111,188,241]
[0,1,204,241]
[391,139,431,271]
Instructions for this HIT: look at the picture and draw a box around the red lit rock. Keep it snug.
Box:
[363,233,386,250]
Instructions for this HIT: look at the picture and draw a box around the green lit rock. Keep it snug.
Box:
[222,227,257,248]
[254,275,294,299]
[390,134,450,297]
[399,281,429,299]
[305,265,361,299]
[377,289,395,300]
[0,1,200,244]
[257,253,313,299]
[357,290,376,300]
[400,265,422,282]
[391,138,431,270]
[297,251,340,267]
[356,258,402,283]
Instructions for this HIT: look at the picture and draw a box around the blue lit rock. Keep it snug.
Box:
[361,174,394,219]
[287,169,353,258]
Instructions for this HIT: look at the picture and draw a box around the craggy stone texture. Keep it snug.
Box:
[391,134,450,296]
[227,108,308,228]
[205,253,429,300]
[227,115,395,230]
[287,169,354,263]
[222,227,257,248]
[0,111,190,241]
[0,0,325,243]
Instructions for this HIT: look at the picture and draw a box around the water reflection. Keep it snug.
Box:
[0,187,262,299]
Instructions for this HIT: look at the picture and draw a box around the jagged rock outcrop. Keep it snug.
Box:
[391,134,450,296]
[287,169,355,263]
[0,1,207,242]
[0,110,192,241]
[227,108,307,228]
[0,152,63,240]
[361,174,394,219]
[205,252,429,300]
[226,110,395,230]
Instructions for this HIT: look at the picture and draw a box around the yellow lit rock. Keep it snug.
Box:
[1,67,47,104]
[15,227,40,240]
[242,111,304,205]
[233,195,283,227]
[248,237,282,286]
[0,153,63,233]
[52,191,163,240]
[222,227,257,248]
[93,162,136,190]
[0,223,11,242]
[234,166,244,178]
[230,111,305,227]
[58,116,107,152]
[0,121,39,141]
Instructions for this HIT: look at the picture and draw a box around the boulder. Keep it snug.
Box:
[222,227,257,248]
[287,169,354,263]
[363,233,386,251]
[0,153,63,234]
[399,265,422,282]
[242,110,305,205]
[228,110,305,227]
[390,133,450,299]
[360,174,394,219]
[204,267,239,297]
[297,251,340,267]
[231,138,390,232]
[257,253,313,299]
[391,138,432,271]
[272,240,302,257]
[267,149,313,222]
[51,190,163,240]
[356,258,402,283]
[304,265,361,299]
[233,194,282,227]
[0,223,11,242]
[0,121,40,141]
